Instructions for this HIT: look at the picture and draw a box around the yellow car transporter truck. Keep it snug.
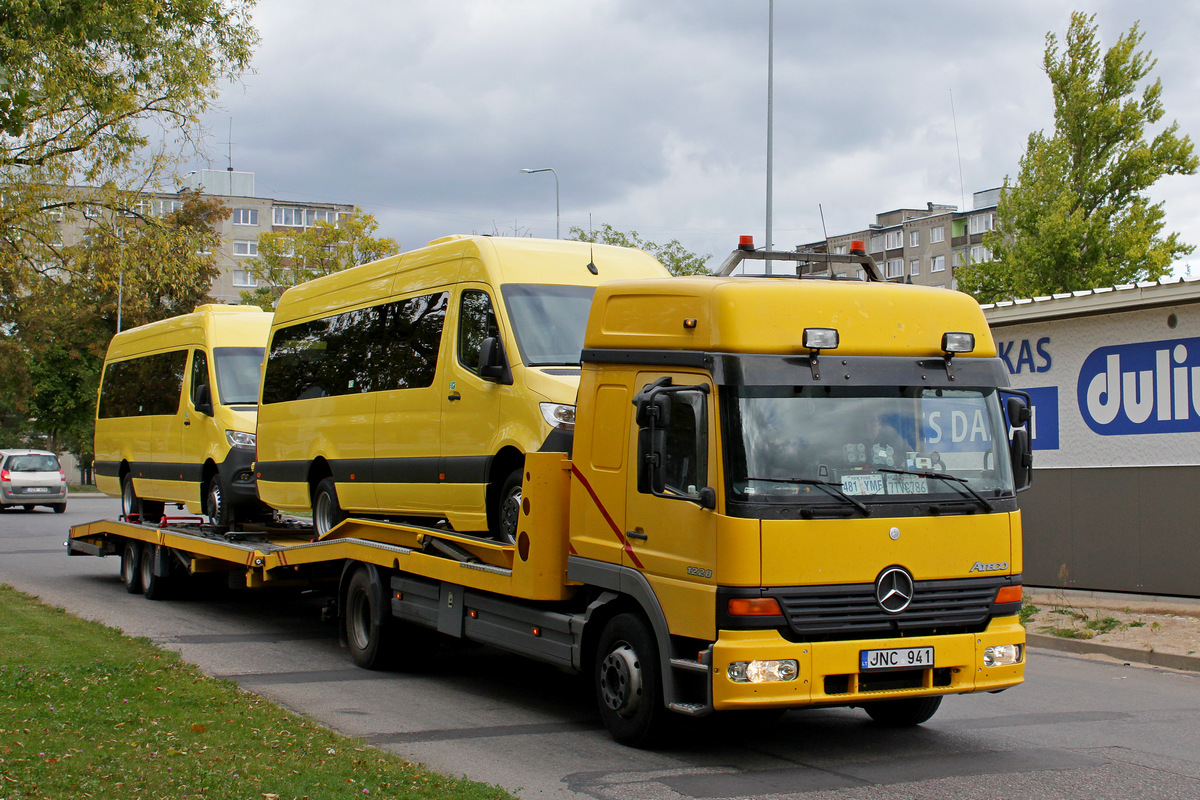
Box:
[69,241,1031,746]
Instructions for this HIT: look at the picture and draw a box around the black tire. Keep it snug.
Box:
[122,473,164,524]
[493,467,523,545]
[345,566,393,669]
[204,474,231,526]
[313,477,345,538]
[139,545,173,601]
[121,540,143,594]
[53,503,66,514]
[863,696,943,727]
[595,612,667,747]
[22,504,35,512]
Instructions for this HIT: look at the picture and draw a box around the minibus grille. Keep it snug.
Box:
[774,577,1006,637]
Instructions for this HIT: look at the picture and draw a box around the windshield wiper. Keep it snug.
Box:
[744,477,870,516]
[877,467,995,512]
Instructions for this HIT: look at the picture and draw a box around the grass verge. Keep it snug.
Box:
[0,584,513,800]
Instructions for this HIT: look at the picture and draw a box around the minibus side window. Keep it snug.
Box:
[190,350,210,407]
[457,290,499,376]
[98,351,186,418]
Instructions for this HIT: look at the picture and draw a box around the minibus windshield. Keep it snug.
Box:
[723,385,1015,511]
[501,284,597,366]
[214,347,265,405]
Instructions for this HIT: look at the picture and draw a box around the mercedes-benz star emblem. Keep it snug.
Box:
[875,566,915,614]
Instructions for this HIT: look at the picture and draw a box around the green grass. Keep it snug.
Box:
[0,584,513,800]
[1018,602,1038,625]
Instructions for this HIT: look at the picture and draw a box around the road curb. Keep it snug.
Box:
[1027,633,1200,673]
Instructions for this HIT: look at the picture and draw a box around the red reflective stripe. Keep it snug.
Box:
[570,464,643,570]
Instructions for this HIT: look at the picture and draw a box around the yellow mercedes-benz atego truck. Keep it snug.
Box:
[71,242,1029,747]
[94,305,273,525]
[254,235,670,541]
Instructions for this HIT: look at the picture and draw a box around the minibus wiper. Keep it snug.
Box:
[744,477,870,516]
[877,467,995,512]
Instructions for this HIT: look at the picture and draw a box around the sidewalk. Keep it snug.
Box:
[1024,587,1200,673]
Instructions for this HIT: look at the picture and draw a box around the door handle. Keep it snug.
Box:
[626,529,648,541]
[447,392,461,402]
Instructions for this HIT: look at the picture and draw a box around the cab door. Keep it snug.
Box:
[623,371,719,641]
[179,348,216,509]
[144,349,188,501]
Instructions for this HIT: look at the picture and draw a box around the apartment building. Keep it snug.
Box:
[802,188,1000,289]
[51,169,356,304]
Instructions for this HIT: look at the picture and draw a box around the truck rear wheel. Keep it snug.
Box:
[863,696,942,727]
[595,612,667,747]
[139,545,174,600]
[345,567,393,669]
[121,540,143,594]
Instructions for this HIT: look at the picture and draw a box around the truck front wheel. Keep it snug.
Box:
[595,612,667,747]
[345,567,392,670]
[863,696,942,727]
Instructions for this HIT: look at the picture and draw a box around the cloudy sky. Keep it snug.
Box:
[192,1,1200,271]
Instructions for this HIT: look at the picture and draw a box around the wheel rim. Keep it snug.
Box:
[122,479,136,515]
[600,643,643,718]
[206,480,223,522]
[122,544,137,586]
[498,484,522,545]
[140,547,154,588]
[348,588,372,651]
[314,492,333,536]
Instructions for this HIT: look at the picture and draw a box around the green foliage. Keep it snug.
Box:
[569,223,711,276]
[0,583,514,800]
[240,209,399,309]
[959,13,1198,303]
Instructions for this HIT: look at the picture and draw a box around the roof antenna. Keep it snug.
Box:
[819,203,832,278]
[586,246,598,275]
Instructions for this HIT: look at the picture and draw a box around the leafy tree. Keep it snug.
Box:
[568,224,711,276]
[958,13,1197,303]
[240,209,399,309]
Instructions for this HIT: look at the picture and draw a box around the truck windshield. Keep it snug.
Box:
[501,284,596,366]
[213,347,265,405]
[723,385,1015,511]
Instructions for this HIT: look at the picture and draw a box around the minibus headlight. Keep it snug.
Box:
[727,659,798,683]
[226,430,257,449]
[982,644,1022,667]
[539,403,576,430]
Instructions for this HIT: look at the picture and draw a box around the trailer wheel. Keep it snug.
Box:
[139,545,174,601]
[863,696,942,727]
[121,540,143,594]
[313,477,346,538]
[595,612,667,747]
[345,567,393,669]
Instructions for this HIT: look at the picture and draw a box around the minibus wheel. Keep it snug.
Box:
[313,478,346,537]
[204,475,230,526]
[496,468,522,545]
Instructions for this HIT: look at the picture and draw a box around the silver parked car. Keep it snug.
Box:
[0,449,68,513]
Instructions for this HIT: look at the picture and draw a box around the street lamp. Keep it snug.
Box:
[520,167,559,239]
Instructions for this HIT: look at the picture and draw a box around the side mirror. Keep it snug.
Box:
[1010,428,1032,491]
[478,337,513,384]
[194,383,214,416]
[1006,396,1031,427]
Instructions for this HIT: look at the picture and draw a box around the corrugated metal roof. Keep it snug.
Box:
[982,274,1200,325]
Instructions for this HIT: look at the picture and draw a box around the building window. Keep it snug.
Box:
[833,244,848,255]
[233,208,259,226]
[232,269,256,287]
[909,259,920,276]
[909,230,920,248]
[969,213,994,235]
[886,258,904,279]
[952,251,966,267]
[970,245,993,263]
[868,235,884,253]
[233,240,258,257]
[930,226,945,244]
[884,230,903,250]
[156,199,183,216]
[931,255,946,273]
[273,206,305,227]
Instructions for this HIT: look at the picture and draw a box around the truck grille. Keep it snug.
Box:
[774,576,1007,638]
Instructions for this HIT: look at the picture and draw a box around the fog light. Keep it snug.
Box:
[727,659,799,683]
[983,644,1022,667]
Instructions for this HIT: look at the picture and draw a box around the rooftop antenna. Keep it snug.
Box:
[950,89,966,211]
[819,203,831,277]
[219,118,235,172]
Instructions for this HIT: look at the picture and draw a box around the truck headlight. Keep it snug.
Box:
[727,659,799,683]
[982,644,1022,667]
[539,402,576,430]
[226,430,257,449]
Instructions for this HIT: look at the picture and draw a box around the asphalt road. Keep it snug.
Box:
[3,495,1200,799]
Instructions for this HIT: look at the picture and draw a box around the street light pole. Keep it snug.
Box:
[520,167,559,239]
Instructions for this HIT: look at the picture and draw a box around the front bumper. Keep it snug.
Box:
[709,617,1025,711]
